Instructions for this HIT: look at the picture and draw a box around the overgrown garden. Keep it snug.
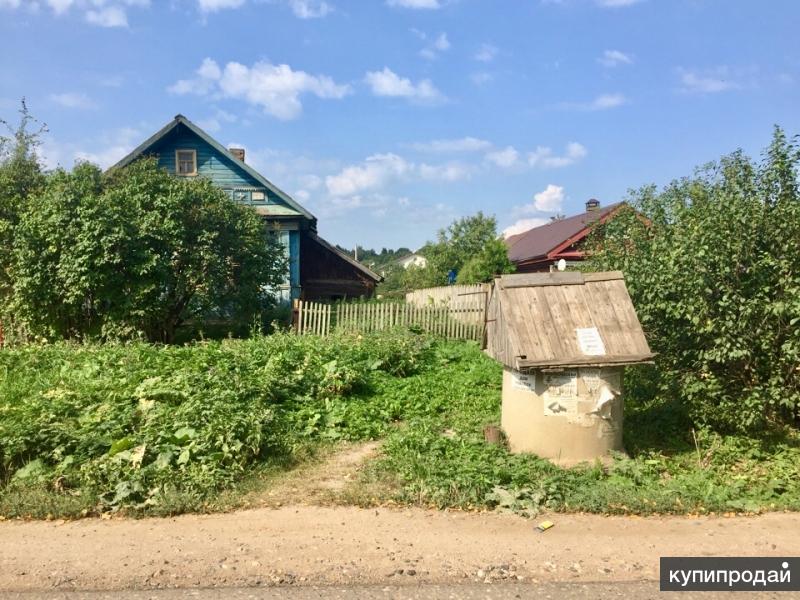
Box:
[0,103,799,519]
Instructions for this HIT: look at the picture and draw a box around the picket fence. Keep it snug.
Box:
[294,299,485,342]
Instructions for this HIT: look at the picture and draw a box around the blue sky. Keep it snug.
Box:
[1,0,798,250]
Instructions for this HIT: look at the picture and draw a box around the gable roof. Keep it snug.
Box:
[109,114,316,223]
[506,202,623,263]
[307,231,382,282]
[486,271,654,370]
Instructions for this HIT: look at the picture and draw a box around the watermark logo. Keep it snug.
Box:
[661,557,798,591]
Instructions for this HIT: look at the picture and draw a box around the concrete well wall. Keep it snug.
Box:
[500,366,625,463]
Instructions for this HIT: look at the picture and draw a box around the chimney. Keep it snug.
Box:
[229,147,245,162]
[585,198,600,212]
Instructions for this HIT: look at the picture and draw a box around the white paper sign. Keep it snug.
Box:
[511,370,536,391]
[542,371,577,416]
[580,368,602,394]
[542,371,577,398]
[576,327,606,356]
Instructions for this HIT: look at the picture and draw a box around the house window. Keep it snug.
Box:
[175,149,197,176]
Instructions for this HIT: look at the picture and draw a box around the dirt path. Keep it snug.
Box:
[1,443,799,593]
[259,441,382,507]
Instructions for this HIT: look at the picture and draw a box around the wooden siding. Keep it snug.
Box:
[486,271,653,370]
[148,123,301,213]
[300,233,377,300]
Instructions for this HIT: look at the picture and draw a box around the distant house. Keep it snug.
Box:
[397,253,428,270]
[110,115,381,302]
[505,199,624,273]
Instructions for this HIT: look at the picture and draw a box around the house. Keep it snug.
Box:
[505,199,624,273]
[110,115,381,302]
[397,253,428,270]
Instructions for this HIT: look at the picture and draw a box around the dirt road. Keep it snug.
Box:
[2,443,798,595]
[1,506,798,592]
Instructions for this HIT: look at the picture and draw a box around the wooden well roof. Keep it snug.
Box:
[486,271,654,370]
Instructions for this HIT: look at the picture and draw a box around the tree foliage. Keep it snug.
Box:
[0,103,288,343]
[380,212,514,293]
[587,127,800,433]
[0,100,47,308]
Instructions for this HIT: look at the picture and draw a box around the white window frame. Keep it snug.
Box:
[175,149,197,176]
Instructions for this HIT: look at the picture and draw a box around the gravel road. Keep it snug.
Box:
[1,506,798,594]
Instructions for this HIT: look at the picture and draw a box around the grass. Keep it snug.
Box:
[1,332,799,519]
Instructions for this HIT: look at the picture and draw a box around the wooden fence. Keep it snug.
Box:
[294,299,485,342]
[405,284,490,326]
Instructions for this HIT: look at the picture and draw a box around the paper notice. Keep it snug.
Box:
[576,327,606,356]
[511,370,536,391]
[543,371,578,416]
[580,368,602,394]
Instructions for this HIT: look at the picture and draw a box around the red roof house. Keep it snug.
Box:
[506,200,624,273]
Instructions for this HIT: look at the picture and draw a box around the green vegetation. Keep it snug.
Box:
[0,330,430,517]
[378,212,515,295]
[2,333,798,519]
[587,127,800,434]
[364,342,800,515]
[0,102,287,344]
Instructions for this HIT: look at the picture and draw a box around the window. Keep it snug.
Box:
[175,149,197,176]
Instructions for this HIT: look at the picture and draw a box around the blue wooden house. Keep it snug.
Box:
[111,115,381,303]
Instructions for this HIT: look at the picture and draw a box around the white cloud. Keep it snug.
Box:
[474,43,498,63]
[85,6,127,26]
[326,153,411,196]
[418,162,471,182]
[387,0,441,8]
[41,126,142,170]
[527,142,587,168]
[470,71,493,86]
[325,152,469,197]
[169,58,351,120]
[502,184,565,238]
[0,0,151,27]
[364,67,445,104]
[532,184,565,212]
[50,92,97,109]
[485,146,520,169]
[560,93,627,111]
[503,217,549,239]
[678,67,740,94]
[197,0,245,12]
[410,137,491,153]
[288,0,332,18]
[419,32,450,60]
[46,0,74,14]
[197,108,237,132]
[598,49,633,67]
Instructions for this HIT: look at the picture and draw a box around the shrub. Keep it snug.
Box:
[587,128,800,433]
[0,330,431,512]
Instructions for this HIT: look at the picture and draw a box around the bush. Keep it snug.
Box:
[587,127,800,433]
[0,330,432,513]
[5,159,287,343]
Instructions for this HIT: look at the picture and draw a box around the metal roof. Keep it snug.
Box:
[486,271,654,370]
[108,114,316,224]
[506,203,623,263]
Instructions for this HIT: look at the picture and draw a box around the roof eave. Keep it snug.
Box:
[107,114,317,224]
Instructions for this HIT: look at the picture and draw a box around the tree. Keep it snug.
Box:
[414,212,514,287]
[457,237,515,284]
[8,158,287,343]
[587,127,800,433]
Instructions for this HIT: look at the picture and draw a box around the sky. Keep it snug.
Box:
[1,0,798,250]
